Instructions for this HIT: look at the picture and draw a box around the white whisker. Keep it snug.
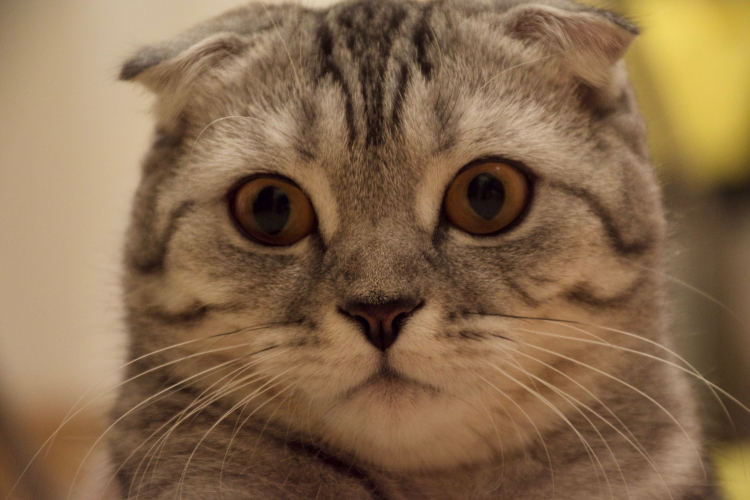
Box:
[504,352,634,499]
[33,324,280,485]
[515,329,708,479]
[477,54,558,95]
[484,361,609,498]
[91,347,290,499]
[477,374,555,492]
[505,343,674,499]
[633,262,749,330]
[554,319,748,425]
[132,350,292,491]
[62,343,274,499]
[177,367,297,495]
[474,392,506,471]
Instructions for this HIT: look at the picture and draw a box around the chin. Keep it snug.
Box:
[315,376,497,471]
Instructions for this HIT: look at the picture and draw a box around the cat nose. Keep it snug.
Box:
[338,298,423,351]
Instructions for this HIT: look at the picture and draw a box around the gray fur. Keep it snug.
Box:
[111,0,718,498]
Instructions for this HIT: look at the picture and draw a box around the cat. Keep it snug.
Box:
[108,0,720,498]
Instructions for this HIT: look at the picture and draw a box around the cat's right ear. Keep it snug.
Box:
[120,32,249,124]
[119,4,285,123]
[120,33,247,91]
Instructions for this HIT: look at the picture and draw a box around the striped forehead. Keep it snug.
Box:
[294,1,442,223]
[312,0,436,151]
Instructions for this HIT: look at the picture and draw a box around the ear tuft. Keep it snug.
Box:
[505,5,638,89]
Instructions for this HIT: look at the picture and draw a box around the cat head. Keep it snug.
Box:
[120,0,663,471]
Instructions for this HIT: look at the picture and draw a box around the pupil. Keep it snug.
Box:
[467,173,505,220]
[252,186,290,235]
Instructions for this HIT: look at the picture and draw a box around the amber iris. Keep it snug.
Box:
[444,162,529,235]
[231,176,315,245]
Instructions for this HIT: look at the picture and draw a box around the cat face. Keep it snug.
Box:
[121,0,666,471]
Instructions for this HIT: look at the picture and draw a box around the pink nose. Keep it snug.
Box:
[339,299,423,351]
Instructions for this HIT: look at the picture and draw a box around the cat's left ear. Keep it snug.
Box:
[504,4,638,90]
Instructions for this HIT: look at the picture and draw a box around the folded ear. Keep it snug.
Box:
[119,4,288,123]
[121,32,248,93]
[504,4,638,89]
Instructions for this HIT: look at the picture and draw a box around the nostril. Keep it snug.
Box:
[338,298,423,351]
[391,311,410,335]
[352,314,372,336]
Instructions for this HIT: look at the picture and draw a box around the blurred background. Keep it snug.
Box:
[0,0,748,498]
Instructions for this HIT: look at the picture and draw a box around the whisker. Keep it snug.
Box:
[130,362,287,498]
[528,321,750,422]
[149,362,280,478]
[73,344,288,499]
[222,380,302,494]
[48,342,271,499]
[514,330,708,479]
[504,344,673,497]
[506,350,674,499]
[474,392,506,471]
[632,262,750,330]
[424,15,444,84]
[134,366,268,498]
[552,316,750,479]
[251,380,301,454]
[130,364,269,495]
[187,114,266,169]
[476,374,555,491]
[465,311,580,325]
[483,361,609,498]
[74,350,271,500]
[177,370,297,496]
[155,327,270,394]
[514,360,628,500]
[470,311,749,426]
[98,360,249,500]
[51,323,281,447]
[127,350,292,494]
[58,321,292,442]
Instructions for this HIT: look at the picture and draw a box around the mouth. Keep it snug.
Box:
[341,359,442,400]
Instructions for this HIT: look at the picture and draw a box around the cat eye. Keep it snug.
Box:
[230,176,316,246]
[444,161,530,235]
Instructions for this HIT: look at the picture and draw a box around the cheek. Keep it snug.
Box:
[142,312,288,398]
[446,225,643,312]
[167,228,326,310]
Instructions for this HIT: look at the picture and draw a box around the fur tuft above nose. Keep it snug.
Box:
[338,298,423,351]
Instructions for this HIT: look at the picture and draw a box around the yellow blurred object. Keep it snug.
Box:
[715,442,750,500]
[627,0,750,185]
